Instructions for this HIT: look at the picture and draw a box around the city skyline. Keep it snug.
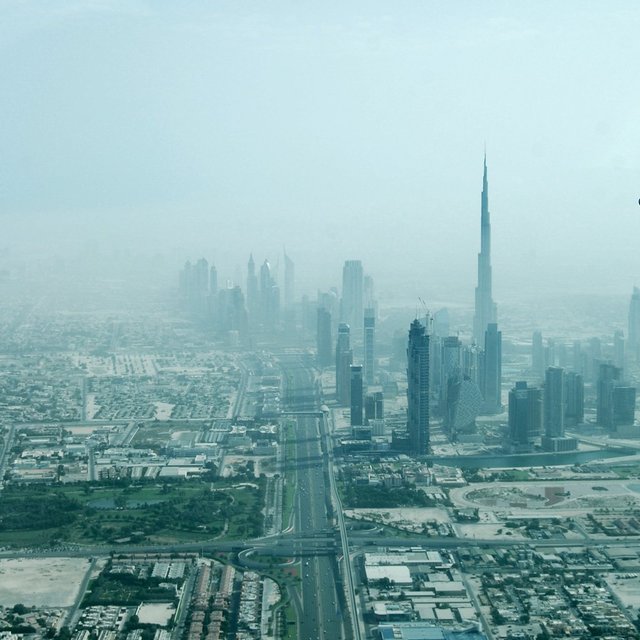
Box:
[2,2,640,299]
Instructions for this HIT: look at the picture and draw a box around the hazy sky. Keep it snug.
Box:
[1,1,639,301]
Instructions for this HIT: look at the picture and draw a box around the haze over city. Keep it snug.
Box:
[2,1,640,300]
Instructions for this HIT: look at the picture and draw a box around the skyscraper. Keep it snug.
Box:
[341,260,364,340]
[564,371,584,426]
[350,365,364,427]
[440,336,461,429]
[629,287,640,364]
[208,264,218,325]
[597,363,621,429]
[481,323,502,414]
[613,386,636,429]
[532,331,544,378]
[284,251,295,312]
[335,323,353,405]
[614,329,625,373]
[473,154,498,345]
[364,308,375,385]
[508,381,542,453]
[365,391,384,423]
[209,265,218,297]
[179,258,211,316]
[447,377,483,437]
[544,366,565,438]
[259,260,280,330]
[246,254,258,323]
[316,307,333,367]
[364,274,375,308]
[407,319,430,455]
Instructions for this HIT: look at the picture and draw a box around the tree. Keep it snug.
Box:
[114,493,128,509]
[125,614,140,631]
[57,626,71,640]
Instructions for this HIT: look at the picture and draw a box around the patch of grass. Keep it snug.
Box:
[497,469,532,482]
[611,465,640,479]
[283,601,298,640]
[0,478,266,548]
[83,567,180,607]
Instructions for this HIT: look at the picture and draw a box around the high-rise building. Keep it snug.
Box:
[461,344,482,386]
[209,265,218,297]
[341,260,364,340]
[447,377,483,437]
[207,264,218,324]
[364,308,375,385]
[596,363,636,433]
[614,330,625,373]
[613,386,636,428]
[564,372,584,426]
[350,365,364,427]
[365,391,384,423]
[364,274,375,307]
[532,331,544,378]
[546,339,556,369]
[284,251,295,311]
[246,254,258,323]
[481,323,502,414]
[541,366,579,452]
[194,258,209,294]
[441,336,461,429]
[217,285,248,336]
[629,287,640,364]
[283,251,295,330]
[589,338,603,383]
[318,289,339,329]
[407,319,430,455]
[259,260,280,330]
[544,367,565,438]
[597,363,621,429]
[430,335,442,406]
[316,307,333,367]
[335,323,353,405]
[473,154,498,345]
[572,341,583,375]
[508,381,542,452]
[179,258,211,316]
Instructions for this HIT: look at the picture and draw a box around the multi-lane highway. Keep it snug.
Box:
[281,357,346,640]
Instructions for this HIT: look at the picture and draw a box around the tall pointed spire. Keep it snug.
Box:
[473,152,497,345]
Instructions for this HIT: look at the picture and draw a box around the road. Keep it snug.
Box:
[63,557,96,629]
[320,409,362,640]
[172,562,198,640]
[0,425,15,485]
[281,358,345,640]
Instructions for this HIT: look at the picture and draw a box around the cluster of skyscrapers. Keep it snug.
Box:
[178,153,640,458]
[178,251,297,339]
[335,156,506,456]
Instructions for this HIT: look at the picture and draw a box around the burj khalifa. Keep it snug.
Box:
[473,153,498,345]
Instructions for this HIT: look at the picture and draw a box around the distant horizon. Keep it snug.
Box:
[2,2,640,303]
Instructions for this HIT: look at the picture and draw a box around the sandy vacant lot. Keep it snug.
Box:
[450,480,640,513]
[137,603,175,626]
[345,507,451,528]
[0,557,92,607]
[604,573,640,615]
